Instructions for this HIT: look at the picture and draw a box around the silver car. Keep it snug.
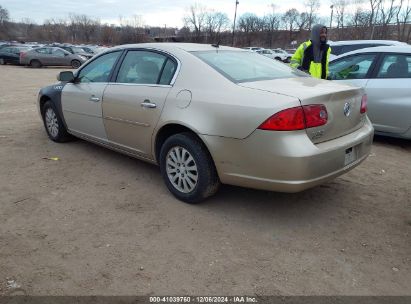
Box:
[329,46,411,139]
[37,43,373,203]
[21,47,88,68]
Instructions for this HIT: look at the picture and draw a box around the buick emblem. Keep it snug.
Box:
[343,102,351,117]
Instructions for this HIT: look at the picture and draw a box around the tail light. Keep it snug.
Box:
[360,94,367,114]
[20,52,27,60]
[258,104,328,131]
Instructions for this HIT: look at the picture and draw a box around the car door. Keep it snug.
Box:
[329,53,378,89]
[102,49,178,157]
[61,51,122,141]
[51,48,68,65]
[365,53,411,134]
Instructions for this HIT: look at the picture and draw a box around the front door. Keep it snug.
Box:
[365,53,411,134]
[102,50,178,157]
[61,51,122,141]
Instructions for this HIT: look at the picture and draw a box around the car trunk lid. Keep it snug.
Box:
[239,77,366,144]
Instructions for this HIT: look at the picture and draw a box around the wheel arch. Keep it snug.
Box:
[154,123,216,167]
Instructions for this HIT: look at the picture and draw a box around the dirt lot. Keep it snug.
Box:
[0,65,410,296]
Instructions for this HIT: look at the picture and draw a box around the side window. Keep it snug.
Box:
[376,54,411,78]
[329,54,377,80]
[77,51,121,83]
[116,50,167,85]
[159,59,177,85]
[53,49,66,57]
[36,48,51,54]
[2,47,12,53]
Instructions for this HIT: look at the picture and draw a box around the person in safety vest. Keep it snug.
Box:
[290,24,331,79]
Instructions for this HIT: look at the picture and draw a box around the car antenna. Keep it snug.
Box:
[211,40,221,49]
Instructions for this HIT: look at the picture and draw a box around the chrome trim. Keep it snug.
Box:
[141,101,157,108]
[109,82,172,88]
[63,109,101,119]
[104,116,150,127]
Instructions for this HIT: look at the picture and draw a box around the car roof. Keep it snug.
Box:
[109,43,245,53]
[331,45,411,60]
[329,40,407,46]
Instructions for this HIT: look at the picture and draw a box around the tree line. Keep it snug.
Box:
[0,0,410,48]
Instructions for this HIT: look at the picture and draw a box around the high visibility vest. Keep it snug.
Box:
[290,40,331,79]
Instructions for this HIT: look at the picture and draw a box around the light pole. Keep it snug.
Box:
[329,5,334,30]
[232,0,239,46]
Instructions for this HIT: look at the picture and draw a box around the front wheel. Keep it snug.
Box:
[159,133,220,203]
[30,60,42,68]
[42,101,71,142]
[71,60,81,69]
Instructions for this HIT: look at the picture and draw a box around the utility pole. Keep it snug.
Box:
[232,0,239,46]
[329,5,334,30]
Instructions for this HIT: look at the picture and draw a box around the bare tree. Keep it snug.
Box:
[183,3,207,40]
[205,11,229,42]
[0,5,9,24]
[305,0,321,30]
[282,8,300,40]
[396,0,411,41]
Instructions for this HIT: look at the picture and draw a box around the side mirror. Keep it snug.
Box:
[57,71,75,82]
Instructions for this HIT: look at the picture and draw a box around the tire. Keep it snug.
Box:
[30,60,42,68]
[275,57,282,61]
[41,101,72,142]
[159,132,220,203]
[71,60,81,69]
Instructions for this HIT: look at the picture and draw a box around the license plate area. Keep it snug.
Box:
[344,146,357,166]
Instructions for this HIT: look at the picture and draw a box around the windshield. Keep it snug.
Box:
[193,50,306,83]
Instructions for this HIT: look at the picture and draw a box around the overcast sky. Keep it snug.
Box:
[1,0,333,28]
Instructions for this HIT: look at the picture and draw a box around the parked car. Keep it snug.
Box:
[271,48,293,62]
[329,45,411,139]
[329,40,408,60]
[37,43,373,203]
[21,47,87,68]
[0,46,32,65]
[256,49,284,61]
[58,45,94,59]
[242,47,263,52]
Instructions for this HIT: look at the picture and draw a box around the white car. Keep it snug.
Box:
[329,40,408,61]
[241,47,263,52]
[329,45,411,139]
[256,49,284,61]
[271,48,293,62]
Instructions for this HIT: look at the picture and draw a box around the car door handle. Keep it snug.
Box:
[141,100,157,108]
[89,96,100,102]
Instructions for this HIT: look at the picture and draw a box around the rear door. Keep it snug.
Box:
[61,51,122,141]
[365,53,411,134]
[102,49,178,157]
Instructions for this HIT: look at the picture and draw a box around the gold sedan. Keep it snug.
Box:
[38,43,373,203]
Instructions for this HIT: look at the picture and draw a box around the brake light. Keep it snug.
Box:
[20,52,26,59]
[360,94,367,114]
[303,104,328,128]
[258,104,328,131]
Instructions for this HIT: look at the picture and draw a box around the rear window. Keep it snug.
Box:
[193,50,306,83]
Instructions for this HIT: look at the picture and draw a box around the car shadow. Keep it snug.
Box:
[373,134,411,150]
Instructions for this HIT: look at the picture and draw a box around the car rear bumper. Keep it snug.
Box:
[202,117,374,192]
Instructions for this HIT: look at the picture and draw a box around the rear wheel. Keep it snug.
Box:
[159,133,220,203]
[42,101,71,142]
[30,60,42,68]
[71,60,81,69]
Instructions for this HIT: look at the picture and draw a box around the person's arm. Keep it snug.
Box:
[290,43,305,69]
[325,47,332,78]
